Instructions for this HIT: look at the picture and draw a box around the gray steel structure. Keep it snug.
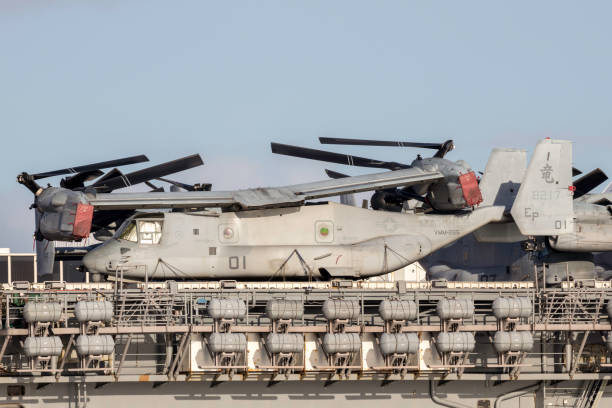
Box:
[2,278,612,407]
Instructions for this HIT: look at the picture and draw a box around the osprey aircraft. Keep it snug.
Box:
[19,147,508,280]
[381,139,611,283]
[293,137,612,283]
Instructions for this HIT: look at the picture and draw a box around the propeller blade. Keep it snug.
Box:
[93,168,123,184]
[31,154,149,180]
[271,143,409,170]
[36,239,55,279]
[319,138,455,159]
[34,211,55,278]
[144,181,165,192]
[60,169,104,190]
[319,137,443,149]
[573,168,609,199]
[156,177,196,191]
[572,167,583,177]
[92,154,204,192]
[324,169,350,179]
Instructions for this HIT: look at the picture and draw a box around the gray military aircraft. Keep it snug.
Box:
[405,139,611,283]
[302,137,612,282]
[76,138,579,281]
[19,152,511,280]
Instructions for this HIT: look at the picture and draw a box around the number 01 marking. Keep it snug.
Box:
[555,220,567,229]
[229,256,247,270]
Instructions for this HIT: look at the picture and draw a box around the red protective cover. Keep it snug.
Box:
[73,203,94,238]
[458,171,483,207]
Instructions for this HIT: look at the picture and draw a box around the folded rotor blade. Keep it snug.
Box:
[34,210,55,278]
[144,181,165,192]
[31,155,149,180]
[325,169,349,179]
[94,168,123,184]
[156,177,196,191]
[36,239,55,278]
[92,154,204,192]
[271,143,409,170]
[319,137,443,149]
[573,168,609,199]
[60,169,104,190]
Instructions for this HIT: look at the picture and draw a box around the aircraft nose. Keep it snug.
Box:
[82,250,101,274]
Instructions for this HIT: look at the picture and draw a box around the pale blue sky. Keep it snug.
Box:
[1,1,611,251]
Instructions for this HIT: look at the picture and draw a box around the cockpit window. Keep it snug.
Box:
[119,221,138,242]
[138,220,163,244]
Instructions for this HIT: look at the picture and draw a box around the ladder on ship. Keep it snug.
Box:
[575,380,608,408]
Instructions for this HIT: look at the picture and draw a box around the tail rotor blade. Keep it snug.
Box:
[31,155,149,180]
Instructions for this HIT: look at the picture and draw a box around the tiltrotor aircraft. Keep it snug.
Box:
[68,138,571,281]
[288,137,612,283]
[18,145,523,280]
[424,159,612,283]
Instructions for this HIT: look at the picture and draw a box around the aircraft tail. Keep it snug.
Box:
[473,148,527,243]
[478,148,527,210]
[510,138,574,236]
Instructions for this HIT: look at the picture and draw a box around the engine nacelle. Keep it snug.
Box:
[411,157,482,211]
[36,187,94,241]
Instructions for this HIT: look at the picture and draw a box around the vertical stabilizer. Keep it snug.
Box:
[478,148,527,210]
[510,139,574,235]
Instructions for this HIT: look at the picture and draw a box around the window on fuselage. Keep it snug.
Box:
[119,221,138,242]
[138,220,163,244]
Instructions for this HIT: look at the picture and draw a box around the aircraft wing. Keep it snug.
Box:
[88,167,443,210]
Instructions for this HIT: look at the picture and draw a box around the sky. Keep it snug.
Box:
[1,1,611,251]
